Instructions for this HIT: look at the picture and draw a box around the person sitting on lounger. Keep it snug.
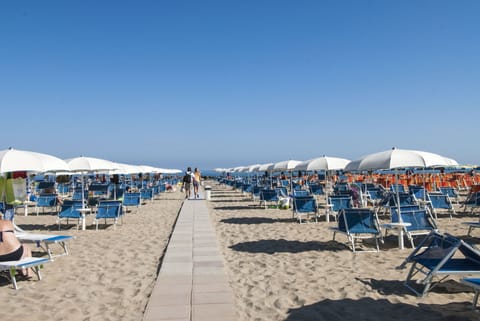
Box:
[0,220,32,268]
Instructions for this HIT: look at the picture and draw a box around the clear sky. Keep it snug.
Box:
[1,1,479,170]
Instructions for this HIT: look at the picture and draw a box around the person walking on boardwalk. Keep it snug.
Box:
[182,167,195,199]
[193,168,201,199]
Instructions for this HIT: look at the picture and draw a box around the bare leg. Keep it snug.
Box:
[20,244,32,277]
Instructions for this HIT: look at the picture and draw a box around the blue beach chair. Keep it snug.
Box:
[123,192,141,214]
[327,195,352,222]
[427,192,456,219]
[57,200,84,230]
[292,196,318,223]
[331,208,382,252]
[94,200,123,230]
[398,231,480,297]
[35,193,59,215]
[388,207,437,248]
[259,189,279,209]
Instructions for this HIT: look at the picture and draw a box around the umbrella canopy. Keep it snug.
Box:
[109,163,140,175]
[258,163,275,172]
[137,165,158,173]
[0,148,70,173]
[345,148,458,171]
[273,160,302,172]
[295,156,351,171]
[248,164,261,173]
[156,168,182,174]
[67,156,118,173]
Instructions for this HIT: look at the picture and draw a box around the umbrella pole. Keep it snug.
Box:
[81,173,87,230]
[325,171,330,223]
[396,172,402,221]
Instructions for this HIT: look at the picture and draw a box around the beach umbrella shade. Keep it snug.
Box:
[66,156,118,172]
[345,147,458,216]
[294,156,351,171]
[110,163,140,175]
[0,147,70,174]
[258,163,275,172]
[248,164,261,173]
[344,148,458,172]
[295,156,351,211]
[66,156,119,225]
[273,160,302,172]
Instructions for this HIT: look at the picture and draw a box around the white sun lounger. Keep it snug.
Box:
[15,232,74,260]
[0,257,50,289]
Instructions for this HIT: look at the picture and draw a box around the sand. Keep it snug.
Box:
[0,191,183,321]
[3,181,480,321]
[206,182,480,321]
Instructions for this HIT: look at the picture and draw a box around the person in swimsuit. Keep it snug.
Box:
[0,220,32,275]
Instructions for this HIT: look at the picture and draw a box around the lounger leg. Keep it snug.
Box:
[472,291,480,310]
[9,268,18,290]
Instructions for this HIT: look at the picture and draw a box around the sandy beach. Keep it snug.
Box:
[2,181,480,321]
[207,181,480,321]
[0,192,184,321]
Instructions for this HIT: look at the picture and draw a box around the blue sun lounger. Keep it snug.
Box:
[331,208,382,252]
[461,278,480,310]
[15,232,74,260]
[0,257,50,289]
[398,231,480,297]
[292,196,318,223]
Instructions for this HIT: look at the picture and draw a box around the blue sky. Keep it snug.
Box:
[1,1,479,170]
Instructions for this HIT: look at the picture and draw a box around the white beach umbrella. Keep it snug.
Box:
[258,163,275,172]
[137,165,157,173]
[273,160,302,172]
[66,156,118,172]
[345,147,458,216]
[0,147,70,173]
[344,148,458,171]
[110,163,139,175]
[248,164,262,173]
[294,156,351,171]
[66,156,119,219]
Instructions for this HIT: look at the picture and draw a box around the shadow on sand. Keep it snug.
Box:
[357,277,474,297]
[220,217,293,225]
[229,239,349,254]
[283,297,475,321]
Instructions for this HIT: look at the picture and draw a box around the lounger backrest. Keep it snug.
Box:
[293,190,310,197]
[292,196,317,213]
[309,184,324,195]
[123,193,141,206]
[390,205,422,221]
[440,187,458,198]
[428,193,451,209]
[37,194,57,206]
[140,188,154,200]
[58,201,83,218]
[260,189,278,201]
[96,201,122,219]
[328,196,352,212]
[399,209,436,231]
[338,209,379,234]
